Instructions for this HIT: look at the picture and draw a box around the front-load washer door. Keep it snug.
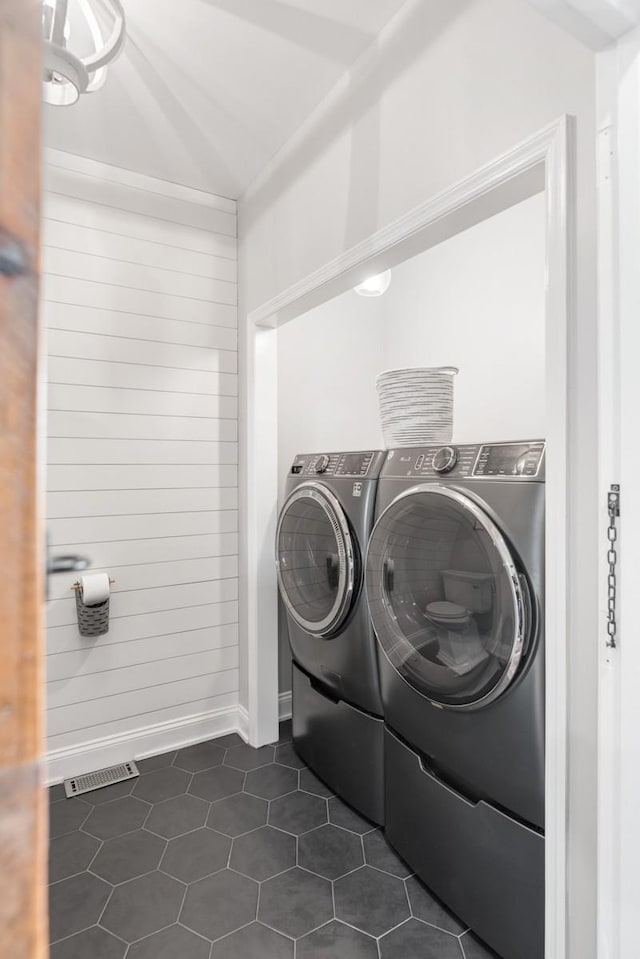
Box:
[365,485,530,710]
[276,482,357,638]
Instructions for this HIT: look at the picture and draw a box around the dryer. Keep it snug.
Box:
[276,450,385,824]
[365,441,545,959]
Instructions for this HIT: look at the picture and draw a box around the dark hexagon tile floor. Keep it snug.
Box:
[48,722,477,958]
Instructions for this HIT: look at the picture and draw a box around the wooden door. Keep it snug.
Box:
[0,1,46,956]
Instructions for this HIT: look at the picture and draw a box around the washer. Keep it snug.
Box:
[365,441,545,959]
[276,450,385,824]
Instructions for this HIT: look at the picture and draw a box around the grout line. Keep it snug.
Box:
[44,268,237,304]
[44,296,237,329]
[48,381,237,398]
[45,187,237,234]
[47,620,239,656]
[43,243,237,281]
[43,215,237,261]
[49,352,237,374]
[48,921,101,948]
[47,688,239,741]
[49,436,237,443]
[47,411,237,422]
[49,664,239,709]
[48,325,238,353]
[44,161,237,208]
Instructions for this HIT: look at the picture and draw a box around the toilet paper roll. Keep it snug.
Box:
[80,573,111,607]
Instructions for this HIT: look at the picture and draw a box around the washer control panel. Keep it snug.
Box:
[291,451,377,477]
[382,441,545,480]
[473,442,545,478]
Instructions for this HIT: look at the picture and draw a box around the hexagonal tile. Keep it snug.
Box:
[180,869,258,941]
[379,918,463,958]
[161,827,230,882]
[189,765,244,802]
[269,791,327,836]
[299,768,334,798]
[136,751,177,773]
[48,872,111,943]
[328,797,375,835]
[212,921,293,959]
[49,783,66,804]
[49,925,126,959]
[224,743,275,771]
[244,763,298,800]
[274,743,306,770]
[133,766,191,803]
[334,865,410,937]
[363,830,412,878]
[81,780,133,805]
[83,796,149,840]
[49,797,90,839]
[173,739,226,773]
[145,793,209,839]
[127,923,210,959]
[92,829,165,884]
[207,793,268,837]
[230,825,296,881]
[459,931,500,958]
[406,875,468,934]
[48,831,100,883]
[214,733,244,748]
[101,871,184,942]
[258,866,332,938]
[298,824,363,880]
[297,920,378,959]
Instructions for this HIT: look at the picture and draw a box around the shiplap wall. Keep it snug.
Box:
[43,150,239,779]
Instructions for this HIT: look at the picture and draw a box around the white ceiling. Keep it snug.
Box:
[44,0,408,198]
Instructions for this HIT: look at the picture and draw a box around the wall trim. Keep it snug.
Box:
[237,705,250,744]
[43,147,236,213]
[243,115,575,956]
[249,125,555,330]
[46,703,246,786]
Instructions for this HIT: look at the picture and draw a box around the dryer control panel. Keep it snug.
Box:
[291,451,380,477]
[382,441,545,480]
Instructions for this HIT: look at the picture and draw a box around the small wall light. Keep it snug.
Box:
[353,269,392,297]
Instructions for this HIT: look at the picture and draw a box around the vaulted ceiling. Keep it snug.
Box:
[43,0,408,198]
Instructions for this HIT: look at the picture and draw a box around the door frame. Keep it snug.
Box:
[242,116,574,955]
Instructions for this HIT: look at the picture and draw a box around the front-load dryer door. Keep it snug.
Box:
[276,482,357,638]
[365,485,530,710]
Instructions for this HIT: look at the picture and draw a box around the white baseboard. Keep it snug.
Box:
[279,691,292,721]
[47,704,245,786]
[237,705,250,743]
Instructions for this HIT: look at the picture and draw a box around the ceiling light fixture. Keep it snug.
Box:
[353,270,392,297]
[42,0,126,106]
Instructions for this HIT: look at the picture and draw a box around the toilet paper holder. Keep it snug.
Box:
[70,579,116,591]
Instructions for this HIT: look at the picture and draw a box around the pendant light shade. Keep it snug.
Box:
[42,0,125,106]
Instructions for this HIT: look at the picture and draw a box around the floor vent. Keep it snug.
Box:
[63,761,139,798]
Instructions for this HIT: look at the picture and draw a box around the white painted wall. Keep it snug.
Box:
[42,151,240,780]
[279,192,546,493]
[277,294,385,501]
[240,1,597,955]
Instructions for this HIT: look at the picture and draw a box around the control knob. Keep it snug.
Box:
[432,446,458,474]
[315,455,330,474]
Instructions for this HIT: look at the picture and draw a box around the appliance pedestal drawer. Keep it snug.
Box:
[384,726,543,959]
[292,662,384,825]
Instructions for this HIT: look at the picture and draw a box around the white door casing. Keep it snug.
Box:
[242,117,575,955]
